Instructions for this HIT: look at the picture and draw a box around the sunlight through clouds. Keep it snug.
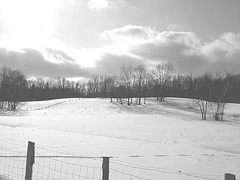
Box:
[0,0,60,50]
[0,0,240,78]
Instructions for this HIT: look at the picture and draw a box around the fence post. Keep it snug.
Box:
[25,141,35,180]
[224,173,236,180]
[102,157,109,180]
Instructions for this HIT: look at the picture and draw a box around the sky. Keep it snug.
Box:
[0,0,240,79]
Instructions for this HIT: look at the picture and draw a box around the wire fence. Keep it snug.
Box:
[109,168,150,180]
[0,140,151,180]
[0,139,236,180]
[33,155,102,180]
[0,147,26,180]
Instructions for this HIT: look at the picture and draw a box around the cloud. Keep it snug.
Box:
[202,32,240,60]
[129,31,207,74]
[45,47,76,63]
[1,24,240,79]
[88,0,123,10]
[90,53,145,75]
[100,25,240,75]
[0,48,90,78]
[201,32,240,73]
[101,25,157,41]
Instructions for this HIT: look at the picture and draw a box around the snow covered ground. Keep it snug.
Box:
[0,97,239,180]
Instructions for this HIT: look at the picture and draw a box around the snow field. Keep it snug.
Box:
[0,97,240,179]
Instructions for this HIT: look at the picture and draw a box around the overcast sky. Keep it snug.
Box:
[0,0,240,79]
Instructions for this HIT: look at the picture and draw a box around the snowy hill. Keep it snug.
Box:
[0,97,239,180]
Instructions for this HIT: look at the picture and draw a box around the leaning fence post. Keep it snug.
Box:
[102,157,109,180]
[224,173,236,180]
[25,141,35,180]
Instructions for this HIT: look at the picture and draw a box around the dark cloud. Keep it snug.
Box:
[89,53,145,75]
[1,28,240,79]
[105,27,240,75]
[0,48,90,78]
[130,40,209,74]
[210,53,240,74]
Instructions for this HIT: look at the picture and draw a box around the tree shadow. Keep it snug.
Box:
[0,110,28,117]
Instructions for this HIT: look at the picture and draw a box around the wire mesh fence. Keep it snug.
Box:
[33,155,102,180]
[0,147,26,180]
[0,140,235,180]
[109,168,150,180]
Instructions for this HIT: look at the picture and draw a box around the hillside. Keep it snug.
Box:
[0,97,239,180]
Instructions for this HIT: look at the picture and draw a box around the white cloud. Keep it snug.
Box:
[99,25,240,75]
[101,25,157,41]
[202,32,240,60]
[88,0,123,10]
[1,23,240,78]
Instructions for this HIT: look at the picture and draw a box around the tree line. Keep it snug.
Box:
[0,64,240,118]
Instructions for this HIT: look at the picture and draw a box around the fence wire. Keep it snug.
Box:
[33,152,102,180]
[0,139,225,180]
[0,147,26,180]
[110,168,150,180]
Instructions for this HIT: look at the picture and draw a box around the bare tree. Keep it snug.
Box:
[99,75,107,97]
[106,75,118,102]
[210,73,234,121]
[0,67,27,111]
[10,70,27,110]
[92,74,100,97]
[86,79,95,97]
[0,67,10,109]
[142,71,154,104]
[192,99,208,120]
[191,73,212,120]
[134,65,147,105]
[153,62,174,101]
[78,82,87,97]
[120,65,134,105]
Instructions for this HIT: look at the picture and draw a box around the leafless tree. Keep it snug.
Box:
[191,73,212,120]
[120,65,134,105]
[192,99,208,120]
[142,71,154,104]
[92,74,100,96]
[10,70,27,110]
[134,65,147,105]
[0,67,27,111]
[153,62,175,101]
[105,75,118,102]
[210,73,234,121]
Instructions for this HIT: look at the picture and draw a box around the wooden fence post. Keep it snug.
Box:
[25,141,35,180]
[224,173,236,180]
[102,157,109,180]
